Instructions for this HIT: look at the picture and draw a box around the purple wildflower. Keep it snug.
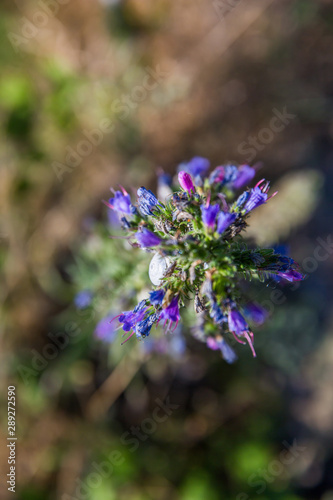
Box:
[244,179,277,213]
[277,270,304,282]
[216,211,237,234]
[114,300,149,344]
[136,228,161,248]
[180,156,210,179]
[223,165,239,184]
[104,187,132,215]
[107,208,121,228]
[117,300,147,332]
[233,165,256,189]
[159,296,181,331]
[228,308,256,358]
[235,190,250,208]
[228,309,248,335]
[137,186,160,216]
[244,187,267,212]
[135,312,159,339]
[149,289,165,306]
[178,171,195,194]
[243,302,268,325]
[264,252,300,283]
[94,315,116,342]
[74,290,92,309]
[209,166,225,184]
[200,203,220,229]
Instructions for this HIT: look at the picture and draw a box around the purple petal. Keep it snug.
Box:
[216,211,237,234]
[136,228,161,248]
[178,171,195,193]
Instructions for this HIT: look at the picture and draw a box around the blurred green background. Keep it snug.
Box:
[1,0,333,499]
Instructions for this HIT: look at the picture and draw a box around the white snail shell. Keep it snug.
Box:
[149,253,171,286]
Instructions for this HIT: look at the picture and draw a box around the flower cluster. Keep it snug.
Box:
[102,157,304,362]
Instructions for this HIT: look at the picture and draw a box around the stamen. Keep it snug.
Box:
[231,331,246,345]
[165,320,172,333]
[121,331,135,345]
[267,191,278,201]
[119,184,128,196]
[172,320,179,332]
[262,181,270,193]
[102,199,114,210]
[255,178,265,189]
[243,331,257,357]
[110,314,122,323]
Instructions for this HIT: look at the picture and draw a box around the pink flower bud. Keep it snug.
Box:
[178,171,195,194]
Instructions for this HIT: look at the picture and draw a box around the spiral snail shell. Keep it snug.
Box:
[149,253,171,286]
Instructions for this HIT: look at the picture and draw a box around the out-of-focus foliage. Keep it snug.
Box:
[245,170,323,245]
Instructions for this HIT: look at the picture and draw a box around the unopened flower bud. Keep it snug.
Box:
[178,171,195,194]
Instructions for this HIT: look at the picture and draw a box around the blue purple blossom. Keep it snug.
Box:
[216,211,237,234]
[244,179,277,213]
[178,171,195,194]
[228,309,248,335]
[137,187,160,216]
[179,156,210,181]
[277,270,304,282]
[135,313,159,338]
[209,166,225,184]
[200,203,220,229]
[106,189,132,215]
[233,165,256,189]
[244,186,268,212]
[118,300,147,332]
[223,165,239,185]
[149,289,165,306]
[101,158,304,361]
[235,190,250,208]
[136,228,162,248]
[243,302,268,325]
[74,290,92,309]
[159,296,181,330]
[94,315,116,342]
